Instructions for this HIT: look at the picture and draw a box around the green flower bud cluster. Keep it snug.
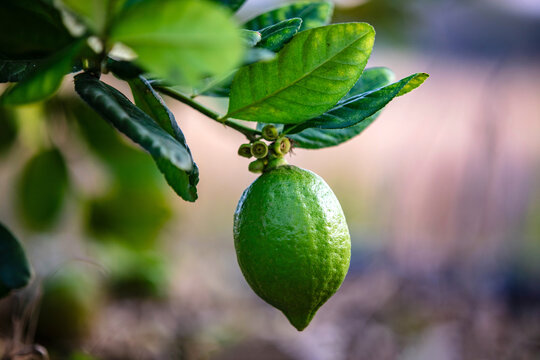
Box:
[236,125,292,173]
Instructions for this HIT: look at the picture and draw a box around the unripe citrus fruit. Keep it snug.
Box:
[237,143,253,158]
[262,125,279,141]
[250,141,268,159]
[234,165,351,330]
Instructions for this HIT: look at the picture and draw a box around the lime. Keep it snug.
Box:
[234,165,351,330]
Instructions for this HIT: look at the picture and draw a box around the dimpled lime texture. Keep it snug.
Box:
[234,165,351,331]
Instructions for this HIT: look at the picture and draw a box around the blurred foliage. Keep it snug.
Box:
[69,352,98,360]
[16,147,69,231]
[59,95,174,246]
[96,242,169,299]
[36,265,103,351]
[84,186,171,247]
[334,0,421,45]
[0,107,17,155]
[519,186,540,274]
[64,96,164,188]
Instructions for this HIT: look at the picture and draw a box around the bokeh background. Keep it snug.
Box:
[1,0,540,359]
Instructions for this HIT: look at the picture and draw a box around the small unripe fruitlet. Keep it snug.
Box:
[238,144,253,158]
[262,125,279,141]
[251,141,268,159]
[248,159,265,173]
[272,137,291,155]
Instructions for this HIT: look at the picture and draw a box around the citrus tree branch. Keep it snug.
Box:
[153,85,260,141]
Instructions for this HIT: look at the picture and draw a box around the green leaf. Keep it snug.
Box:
[241,29,261,47]
[289,112,381,149]
[0,107,18,154]
[74,73,198,202]
[197,20,293,97]
[397,73,429,96]
[196,48,276,97]
[243,48,276,65]
[128,76,177,137]
[109,0,244,86]
[59,0,109,34]
[128,75,200,197]
[128,76,178,138]
[208,0,246,12]
[106,58,144,80]
[128,76,200,202]
[311,73,429,129]
[64,96,165,188]
[288,73,428,133]
[0,223,32,298]
[0,59,45,83]
[256,18,302,52]
[343,67,396,100]
[288,67,395,149]
[0,0,74,59]
[17,148,69,231]
[195,71,236,98]
[244,1,333,32]
[227,23,375,124]
[1,41,84,106]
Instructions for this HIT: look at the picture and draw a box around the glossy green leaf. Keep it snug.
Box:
[289,112,381,149]
[64,96,165,188]
[74,73,198,201]
[0,0,73,59]
[227,23,375,124]
[312,73,429,129]
[397,73,430,96]
[107,58,144,80]
[128,76,199,202]
[209,0,246,12]
[109,0,244,86]
[197,21,291,97]
[1,42,84,106]
[288,67,395,148]
[17,148,69,230]
[242,29,261,47]
[244,1,333,32]
[0,223,32,298]
[128,76,178,138]
[286,72,428,143]
[196,48,276,97]
[0,59,45,83]
[343,67,396,100]
[0,107,18,154]
[257,18,302,52]
[128,75,200,197]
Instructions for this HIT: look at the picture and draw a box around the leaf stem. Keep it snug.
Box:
[153,85,260,141]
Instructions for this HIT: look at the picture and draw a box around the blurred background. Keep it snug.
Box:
[1,0,540,359]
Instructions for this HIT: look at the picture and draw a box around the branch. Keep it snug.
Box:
[153,85,260,141]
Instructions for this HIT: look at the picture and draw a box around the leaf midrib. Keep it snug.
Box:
[227,27,373,119]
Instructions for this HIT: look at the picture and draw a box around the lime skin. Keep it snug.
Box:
[234,165,351,331]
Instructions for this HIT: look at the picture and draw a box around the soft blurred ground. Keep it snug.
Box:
[1,0,540,359]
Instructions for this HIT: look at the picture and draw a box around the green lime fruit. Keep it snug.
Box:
[234,165,351,331]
